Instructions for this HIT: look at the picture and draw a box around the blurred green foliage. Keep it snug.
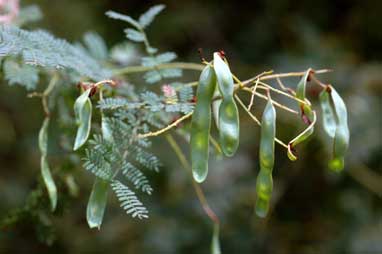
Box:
[0,0,381,253]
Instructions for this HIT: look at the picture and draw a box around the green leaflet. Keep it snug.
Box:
[73,89,92,151]
[213,53,240,157]
[328,86,349,171]
[319,89,336,138]
[255,99,276,217]
[211,223,221,254]
[86,178,109,229]
[38,118,57,211]
[190,65,216,183]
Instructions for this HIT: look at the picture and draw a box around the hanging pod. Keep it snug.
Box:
[87,177,110,229]
[190,65,216,183]
[213,52,240,157]
[73,88,93,151]
[255,99,276,217]
[86,114,113,229]
[319,86,349,171]
[211,223,221,254]
[287,69,316,161]
[39,117,57,212]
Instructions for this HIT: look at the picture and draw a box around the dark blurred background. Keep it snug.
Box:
[0,0,381,253]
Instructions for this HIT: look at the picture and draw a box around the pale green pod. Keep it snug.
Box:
[39,117,57,212]
[255,170,273,218]
[259,100,276,171]
[329,86,349,171]
[319,89,337,138]
[255,99,276,218]
[190,65,216,183]
[73,89,92,151]
[211,223,221,254]
[86,178,109,229]
[213,52,240,157]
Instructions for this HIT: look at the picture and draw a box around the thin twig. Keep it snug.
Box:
[137,112,193,139]
[256,82,308,105]
[241,87,299,114]
[165,134,220,224]
[276,77,296,96]
[234,94,289,149]
[247,78,259,111]
[113,62,205,76]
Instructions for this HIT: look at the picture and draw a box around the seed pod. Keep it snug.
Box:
[255,99,276,217]
[87,178,109,229]
[319,89,336,138]
[190,65,216,183]
[328,86,349,171]
[287,69,315,161]
[211,223,221,254]
[39,117,57,212]
[255,170,273,217]
[212,86,221,130]
[296,68,314,123]
[213,52,240,157]
[73,89,92,151]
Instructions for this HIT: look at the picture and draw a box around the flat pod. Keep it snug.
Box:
[213,52,240,157]
[287,69,316,161]
[296,69,314,123]
[73,89,93,151]
[87,178,109,229]
[211,223,221,254]
[38,117,57,211]
[218,98,239,156]
[255,170,273,218]
[255,99,276,217]
[329,86,349,171]
[319,89,337,138]
[190,65,216,183]
[259,100,276,171]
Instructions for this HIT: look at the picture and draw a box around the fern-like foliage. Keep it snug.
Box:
[98,88,194,114]
[0,25,110,81]
[111,180,149,219]
[106,5,182,84]
[3,58,39,90]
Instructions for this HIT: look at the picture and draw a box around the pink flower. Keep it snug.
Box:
[0,0,19,24]
[161,84,176,98]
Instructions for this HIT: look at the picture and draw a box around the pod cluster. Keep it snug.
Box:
[190,53,240,183]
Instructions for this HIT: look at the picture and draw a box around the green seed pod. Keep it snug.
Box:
[296,69,314,123]
[87,178,109,229]
[259,100,276,171]
[213,52,240,157]
[39,117,57,212]
[319,89,337,138]
[211,223,221,254]
[73,88,92,150]
[255,99,276,217]
[328,86,349,171]
[255,170,273,218]
[287,69,315,161]
[190,65,216,183]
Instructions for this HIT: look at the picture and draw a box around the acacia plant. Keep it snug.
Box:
[0,3,349,252]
